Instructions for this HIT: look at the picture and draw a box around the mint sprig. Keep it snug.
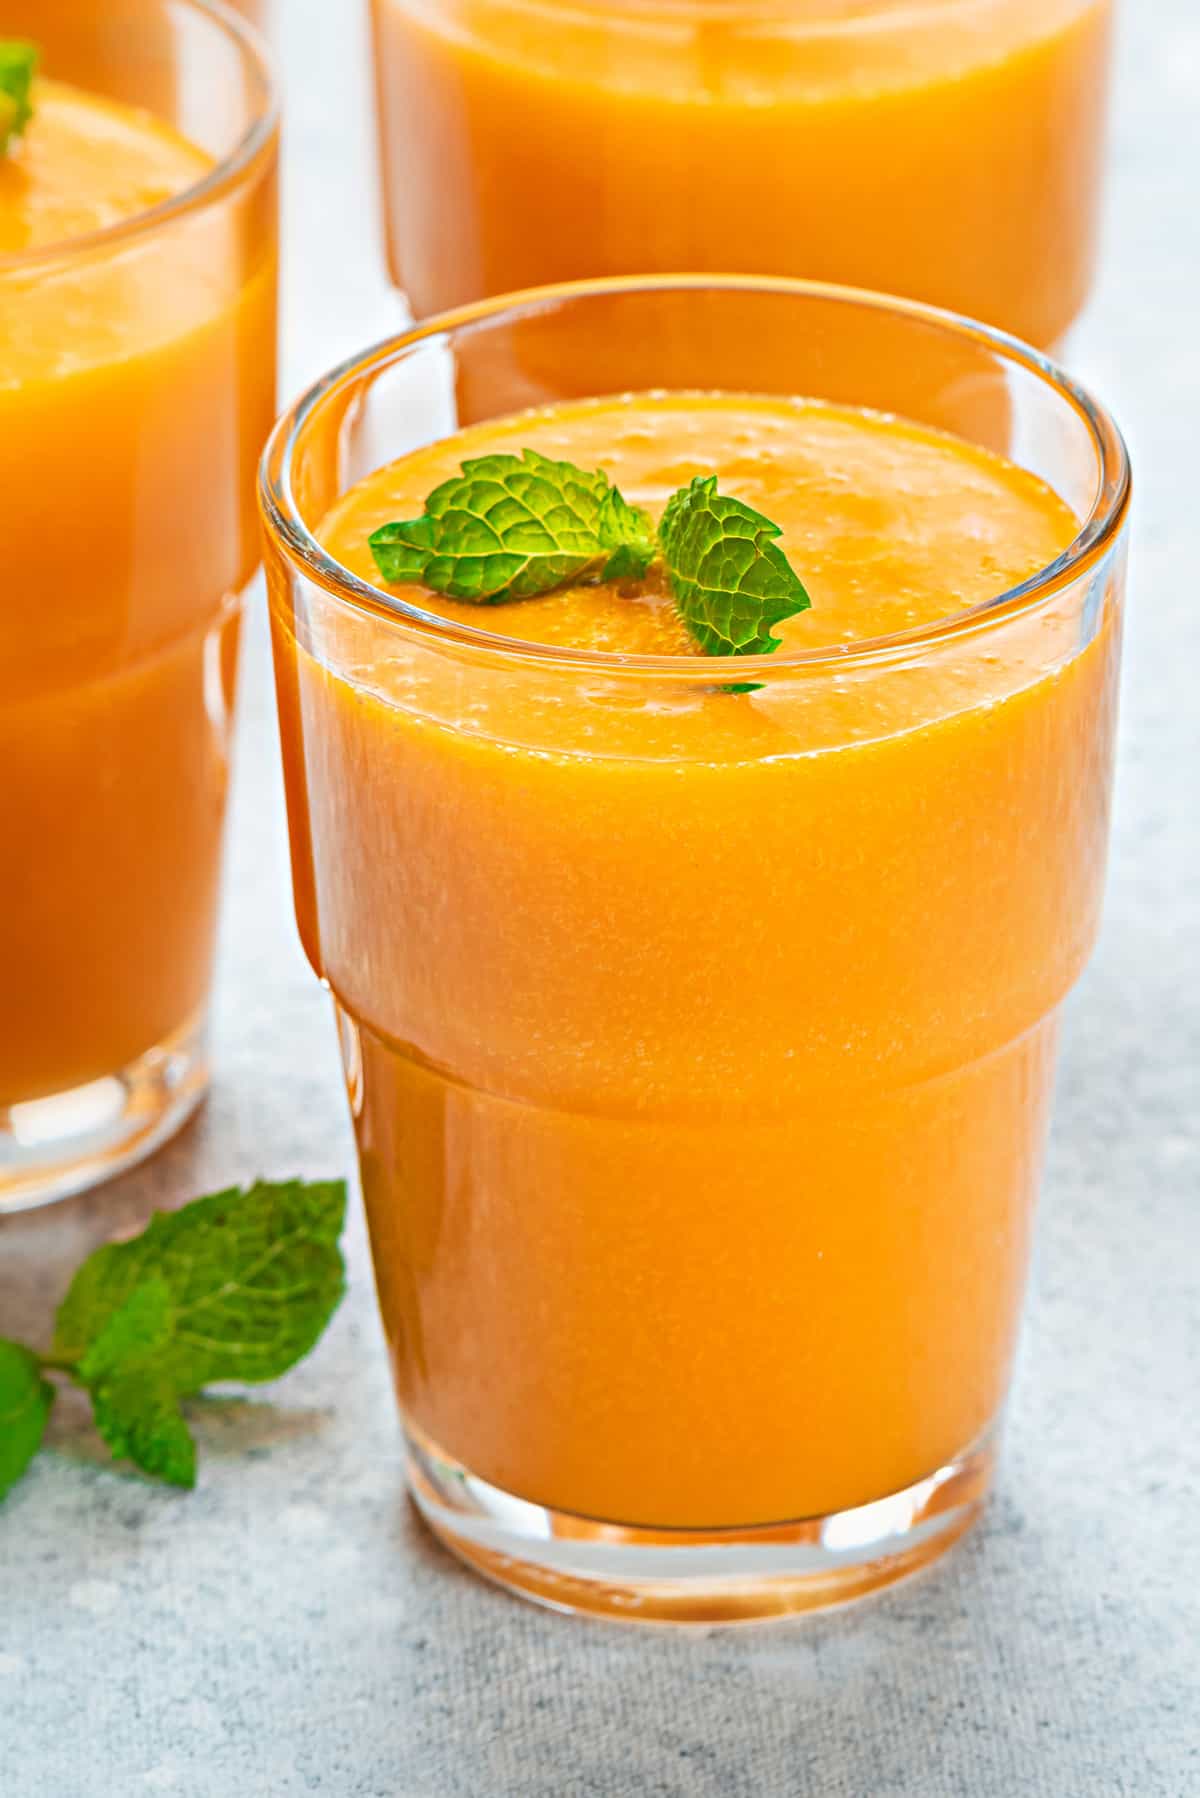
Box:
[369,449,656,603]
[0,1177,347,1500]
[0,41,37,156]
[369,448,810,659]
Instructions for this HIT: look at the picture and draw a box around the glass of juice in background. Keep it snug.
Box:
[0,0,278,1211]
[228,0,273,37]
[369,0,1114,348]
[260,278,1130,1622]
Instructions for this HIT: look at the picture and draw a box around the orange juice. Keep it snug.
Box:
[371,0,1112,346]
[270,387,1122,1546]
[0,46,276,1204]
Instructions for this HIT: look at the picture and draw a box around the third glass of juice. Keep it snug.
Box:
[0,0,277,1208]
[371,0,1113,347]
[260,279,1130,1621]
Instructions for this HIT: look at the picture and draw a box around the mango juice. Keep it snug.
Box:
[0,76,276,1123]
[371,0,1112,346]
[270,390,1123,1531]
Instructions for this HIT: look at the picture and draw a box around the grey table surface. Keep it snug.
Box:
[2,2,1198,1793]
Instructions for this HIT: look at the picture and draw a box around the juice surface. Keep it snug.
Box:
[320,394,1077,657]
[373,0,1112,346]
[0,78,208,253]
[0,76,276,1105]
[282,393,1120,1528]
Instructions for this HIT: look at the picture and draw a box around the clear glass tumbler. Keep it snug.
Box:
[260,278,1130,1622]
[370,0,1113,347]
[0,0,278,1210]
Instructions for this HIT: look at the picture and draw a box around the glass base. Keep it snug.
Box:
[0,1014,209,1214]
[406,1421,995,1624]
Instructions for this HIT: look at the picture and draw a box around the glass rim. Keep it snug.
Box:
[392,0,1034,33]
[0,0,278,275]
[259,273,1132,684]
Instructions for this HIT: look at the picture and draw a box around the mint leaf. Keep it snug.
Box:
[0,41,37,155]
[55,1178,347,1393]
[77,1281,196,1489]
[658,476,811,657]
[598,487,656,582]
[369,449,654,603]
[89,1368,197,1489]
[0,1340,54,1500]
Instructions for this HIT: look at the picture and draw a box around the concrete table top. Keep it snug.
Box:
[2,2,1197,1792]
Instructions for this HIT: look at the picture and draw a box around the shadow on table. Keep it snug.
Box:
[369,1477,1176,1798]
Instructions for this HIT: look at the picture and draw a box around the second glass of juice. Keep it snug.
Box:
[261,279,1129,1621]
[371,0,1113,347]
[0,0,278,1209]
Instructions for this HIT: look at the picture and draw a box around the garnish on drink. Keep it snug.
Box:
[368,449,812,658]
[0,40,37,155]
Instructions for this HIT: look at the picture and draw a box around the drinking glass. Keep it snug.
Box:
[370,0,1112,348]
[0,0,278,1209]
[260,277,1129,1621]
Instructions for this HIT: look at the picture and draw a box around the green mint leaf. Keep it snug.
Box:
[55,1178,348,1393]
[77,1280,196,1489]
[601,540,652,582]
[0,41,37,155]
[76,1277,176,1384]
[598,487,656,582]
[369,449,654,603]
[90,1370,197,1489]
[0,1340,54,1500]
[658,475,812,658]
